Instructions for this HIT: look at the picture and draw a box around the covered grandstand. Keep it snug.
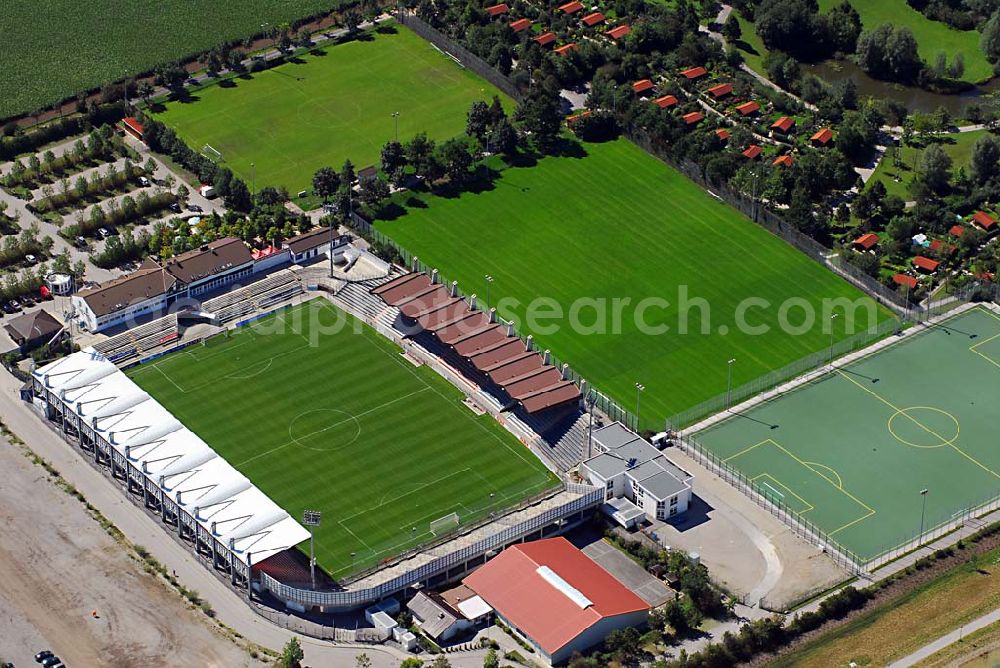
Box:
[372,271,581,414]
[30,350,310,587]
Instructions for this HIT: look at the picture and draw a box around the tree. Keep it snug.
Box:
[466,100,491,145]
[155,63,188,91]
[436,139,475,185]
[225,179,252,213]
[916,144,953,195]
[399,660,423,668]
[483,648,500,668]
[970,134,1000,185]
[491,119,518,156]
[312,166,341,202]
[360,176,391,211]
[982,11,1000,65]
[405,133,436,180]
[514,87,562,153]
[380,140,406,175]
[430,657,452,668]
[340,159,356,189]
[721,13,741,42]
[277,637,304,668]
[856,24,922,82]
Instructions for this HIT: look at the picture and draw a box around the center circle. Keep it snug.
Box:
[289,408,361,451]
[887,406,959,449]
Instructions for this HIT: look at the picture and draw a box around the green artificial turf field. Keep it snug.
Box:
[868,130,986,199]
[694,306,1000,563]
[126,299,557,578]
[817,0,992,83]
[152,22,508,195]
[375,138,896,428]
[0,0,333,120]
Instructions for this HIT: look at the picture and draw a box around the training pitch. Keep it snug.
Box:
[377,138,895,426]
[127,299,557,577]
[694,305,1000,563]
[152,22,508,195]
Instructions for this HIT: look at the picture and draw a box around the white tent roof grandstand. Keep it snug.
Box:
[33,350,310,564]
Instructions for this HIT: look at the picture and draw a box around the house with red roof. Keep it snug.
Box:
[510,17,533,32]
[893,273,919,290]
[948,224,966,238]
[682,111,703,125]
[772,154,794,167]
[735,101,761,116]
[485,2,509,17]
[913,255,940,274]
[554,43,576,56]
[534,31,557,47]
[852,233,879,251]
[771,116,795,134]
[606,24,630,40]
[632,79,654,94]
[681,66,707,80]
[742,144,762,160]
[582,11,605,26]
[706,83,732,99]
[811,128,834,146]
[559,0,584,13]
[120,117,145,141]
[971,210,997,233]
[715,128,731,142]
[463,537,650,664]
[653,95,678,109]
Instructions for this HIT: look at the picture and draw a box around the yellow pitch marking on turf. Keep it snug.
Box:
[804,461,844,489]
[887,406,960,449]
[752,473,814,513]
[969,332,1000,370]
[836,370,1000,481]
[724,439,773,463]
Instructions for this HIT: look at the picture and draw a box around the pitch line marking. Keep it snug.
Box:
[804,461,844,490]
[836,370,999,480]
[339,468,473,525]
[969,332,1000,370]
[752,473,814,513]
[724,439,773,463]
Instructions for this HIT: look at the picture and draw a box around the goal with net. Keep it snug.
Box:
[429,511,460,536]
[201,144,223,163]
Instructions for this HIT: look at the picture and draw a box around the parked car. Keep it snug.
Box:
[39,658,61,668]
[98,227,114,239]
[34,651,53,663]
[75,236,88,248]
[2,301,18,314]
[138,176,150,187]
[24,254,37,265]
[169,202,182,213]
[18,295,34,307]
[3,660,16,667]
[188,204,203,213]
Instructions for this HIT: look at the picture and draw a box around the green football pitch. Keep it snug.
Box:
[126,299,557,578]
[376,137,896,427]
[694,306,1000,563]
[152,22,508,195]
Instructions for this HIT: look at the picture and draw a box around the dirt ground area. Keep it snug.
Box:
[650,446,848,610]
[0,437,262,668]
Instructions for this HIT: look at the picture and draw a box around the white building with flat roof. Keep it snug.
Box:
[580,422,693,523]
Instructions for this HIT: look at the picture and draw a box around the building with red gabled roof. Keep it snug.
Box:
[510,17,533,32]
[893,273,919,289]
[534,31,557,46]
[559,0,584,13]
[971,210,997,232]
[566,110,592,128]
[706,83,732,99]
[121,116,145,141]
[913,255,940,273]
[554,43,577,56]
[653,94,678,109]
[735,101,761,116]
[715,127,731,142]
[632,79,654,94]
[949,224,966,238]
[683,111,703,125]
[485,2,509,17]
[582,11,605,26]
[928,239,957,255]
[463,538,650,665]
[607,24,630,39]
[852,232,879,251]
[742,144,762,160]
[811,127,834,146]
[771,116,795,133]
[772,154,794,167]
[681,66,708,80]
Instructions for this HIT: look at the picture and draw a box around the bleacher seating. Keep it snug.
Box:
[91,314,178,362]
[203,270,302,324]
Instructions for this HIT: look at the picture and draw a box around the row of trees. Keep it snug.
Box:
[751,0,862,61]
[62,190,176,241]
[0,101,125,160]
[2,126,127,190]
[30,161,147,214]
[90,228,151,269]
[0,223,52,269]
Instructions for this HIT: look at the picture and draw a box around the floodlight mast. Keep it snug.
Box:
[303,510,322,588]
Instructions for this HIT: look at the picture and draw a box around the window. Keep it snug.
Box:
[670,496,678,506]
[669,507,678,517]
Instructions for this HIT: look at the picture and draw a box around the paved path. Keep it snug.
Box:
[887,608,1000,668]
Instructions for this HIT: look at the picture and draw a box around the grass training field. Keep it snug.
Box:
[153,23,509,195]
[376,138,894,427]
[868,130,986,199]
[0,0,333,120]
[695,306,1000,562]
[127,299,557,577]
[817,0,992,83]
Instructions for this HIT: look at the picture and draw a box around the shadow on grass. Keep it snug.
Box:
[735,39,759,56]
[376,24,398,34]
[375,202,408,221]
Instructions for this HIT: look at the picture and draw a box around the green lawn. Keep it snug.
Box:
[0,0,334,120]
[153,22,508,195]
[375,138,894,428]
[695,306,1000,562]
[126,299,557,578]
[868,129,986,199]
[818,0,992,83]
